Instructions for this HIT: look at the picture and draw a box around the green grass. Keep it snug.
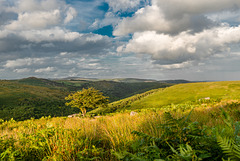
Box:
[126,81,240,110]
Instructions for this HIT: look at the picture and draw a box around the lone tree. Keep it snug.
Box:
[65,87,109,117]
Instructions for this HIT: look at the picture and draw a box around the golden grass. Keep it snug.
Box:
[1,101,240,160]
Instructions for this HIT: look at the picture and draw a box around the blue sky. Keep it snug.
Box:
[0,0,240,81]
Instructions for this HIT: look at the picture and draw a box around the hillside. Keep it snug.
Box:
[0,77,174,120]
[15,77,175,101]
[125,81,240,110]
[54,79,174,101]
[91,81,240,114]
[0,80,79,121]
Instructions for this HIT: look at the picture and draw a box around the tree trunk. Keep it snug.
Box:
[81,108,87,117]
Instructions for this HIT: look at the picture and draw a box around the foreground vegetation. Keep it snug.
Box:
[1,100,240,160]
[1,81,240,160]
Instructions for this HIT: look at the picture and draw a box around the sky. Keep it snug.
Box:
[0,0,240,81]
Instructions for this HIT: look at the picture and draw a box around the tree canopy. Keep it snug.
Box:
[65,87,109,116]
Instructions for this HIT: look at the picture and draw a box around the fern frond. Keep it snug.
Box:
[168,143,196,161]
[182,109,193,125]
[131,130,159,142]
[236,136,240,145]
[220,108,233,128]
[163,112,177,125]
[112,150,147,161]
[217,136,240,161]
[232,144,240,158]
[187,121,201,134]
[217,136,233,154]
[234,122,240,140]
[167,142,179,155]
[179,144,193,156]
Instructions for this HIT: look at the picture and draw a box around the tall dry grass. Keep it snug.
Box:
[1,101,240,160]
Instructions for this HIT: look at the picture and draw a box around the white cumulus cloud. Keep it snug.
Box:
[114,0,240,36]
[35,67,55,73]
[120,25,240,65]
[64,7,77,24]
[114,0,240,68]
[5,10,61,30]
[14,68,31,73]
[154,0,240,18]
[0,0,113,62]
[4,58,46,68]
[113,5,171,36]
[105,0,143,12]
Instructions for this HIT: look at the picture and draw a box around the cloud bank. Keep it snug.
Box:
[0,0,113,62]
[106,0,148,12]
[115,0,240,68]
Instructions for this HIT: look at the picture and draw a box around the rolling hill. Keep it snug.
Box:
[125,81,240,110]
[90,81,240,115]
[0,77,175,120]
[0,80,79,120]
[53,78,176,101]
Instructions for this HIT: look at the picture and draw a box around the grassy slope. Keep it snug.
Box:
[119,81,240,110]
[0,80,67,106]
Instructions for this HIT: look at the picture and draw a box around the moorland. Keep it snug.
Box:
[0,78,240,160]
[0,77,175,121]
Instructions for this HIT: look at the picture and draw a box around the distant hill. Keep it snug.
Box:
[59,77,99,81]
[59,77,191,83]
[18,77,67,88]
[158,79,192,84]
[16,77,180,102]
[105,78,157,83]
[55,79,176,102]
[59,77,156,82]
